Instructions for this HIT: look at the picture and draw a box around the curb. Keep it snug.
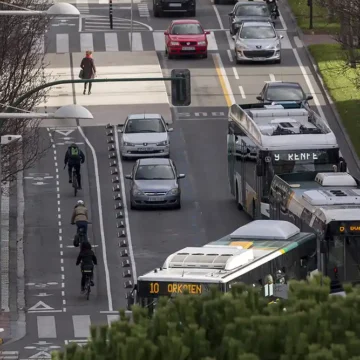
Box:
[285,1,360,171]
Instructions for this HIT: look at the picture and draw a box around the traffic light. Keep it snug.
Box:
[171,69,191,106]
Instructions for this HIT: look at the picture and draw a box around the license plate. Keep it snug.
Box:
[253,57,266,61]
[137,148,152,152]
[147,197,164,202]
[182,47,195,51]
[169,3,182,6]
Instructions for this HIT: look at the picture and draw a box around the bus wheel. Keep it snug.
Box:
[235,183,243,210]
[252,199,256,218]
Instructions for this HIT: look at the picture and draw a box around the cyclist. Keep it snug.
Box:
[71,200,89,235]
[76,241,97,293]
[64,143,85,189]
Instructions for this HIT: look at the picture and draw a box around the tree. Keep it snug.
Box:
[0,0,51,184]
[53,278,360,360]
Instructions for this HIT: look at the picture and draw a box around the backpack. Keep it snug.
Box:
[69,146,80,160]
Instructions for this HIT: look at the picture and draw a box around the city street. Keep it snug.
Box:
[1,0,360,358]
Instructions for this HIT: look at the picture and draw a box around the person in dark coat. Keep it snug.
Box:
[80,50,96,95]
[76,241,97,293]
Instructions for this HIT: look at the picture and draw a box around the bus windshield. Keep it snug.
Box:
[270,148,339,174]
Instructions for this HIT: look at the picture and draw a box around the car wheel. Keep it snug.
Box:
[214,0,220,4]
[120,154,128,161]
[188,9,196,16]
[235,182,243,210]
[203,52,208,59]
[275,58,281,64]
[130,200,136,210]
[174,201,181,209]
[153,7,161,17]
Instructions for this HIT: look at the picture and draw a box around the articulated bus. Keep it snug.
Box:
[127,220,317,313]
[269,171,360,291]
[227,102,343,219]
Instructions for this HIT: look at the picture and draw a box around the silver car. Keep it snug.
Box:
[119,114,173,160]
[234,21,283,64]
[125,158,185,210]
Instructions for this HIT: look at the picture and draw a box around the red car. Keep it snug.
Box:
[164,19,210,59]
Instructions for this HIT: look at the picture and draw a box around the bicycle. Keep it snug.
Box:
[73,222,91,248]
[83,270,93,300]
[72,167,79,197]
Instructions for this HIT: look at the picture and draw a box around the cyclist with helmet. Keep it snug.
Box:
[76,241,97,293]
[64,143,85,189]
[71,200,89,235]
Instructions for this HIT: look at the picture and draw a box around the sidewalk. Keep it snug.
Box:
[302,34,338,46]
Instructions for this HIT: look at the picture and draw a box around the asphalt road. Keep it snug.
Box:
[2,0,360,358]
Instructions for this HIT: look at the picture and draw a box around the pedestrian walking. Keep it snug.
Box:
[80,50,96,95]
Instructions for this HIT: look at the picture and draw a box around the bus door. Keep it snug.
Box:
[239,138,247,209]
[227,125,236,195]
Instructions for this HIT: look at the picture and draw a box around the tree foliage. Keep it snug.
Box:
[0,0,51,183]
[53,278,360,360]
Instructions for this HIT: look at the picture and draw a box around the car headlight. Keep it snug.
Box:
[167,188,179,195]
[275,42,280,50]
[236,43,248,50]
[156,140,169,146]
[132,188,144,196]
[170,41,179,46]
[198,41,206,46]
[123,142,135,146]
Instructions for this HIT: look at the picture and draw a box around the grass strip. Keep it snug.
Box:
[287,0,339,34]
[308,44,360,156]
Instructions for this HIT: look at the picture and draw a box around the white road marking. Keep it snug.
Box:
[294,36,303,48]
[80,33,94,52]
[105,33,119,52]
[207,32,218,51]
[232,67,239,80]
[278,10,288,31]
[213,53,236,105]
[37,316,57,338]
[114,125,137,282]
[239,85,246,99]
[212,4,233,48]
[77,126,114,311]
[73,315,91,338]
[280,32,292,49]
[269,74,276,82]
[292,48,326,121]
[227,49,233,62]
[129,32,143,51]
[153,32,164,51]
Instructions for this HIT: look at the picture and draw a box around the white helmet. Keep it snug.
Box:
[77,200,84,205]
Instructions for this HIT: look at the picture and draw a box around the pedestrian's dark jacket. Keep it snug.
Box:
[76,249,97,268]
[64,146,85,166]
[80,56,96,79]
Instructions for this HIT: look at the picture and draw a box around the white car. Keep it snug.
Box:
[119,114,173,160]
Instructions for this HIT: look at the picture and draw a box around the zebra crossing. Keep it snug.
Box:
[76,3,90,14]
[137,3,150,17]
[84,15,151,31]
[46,30,292,53]
[0,351,18,360]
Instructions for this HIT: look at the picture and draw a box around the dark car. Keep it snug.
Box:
[153,0,195,17]
[257,81,313,105]
[125,158,185,209]
[228,1,272,35]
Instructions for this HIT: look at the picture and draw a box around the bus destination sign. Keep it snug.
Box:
[138,281,217,297]
[334,222,360,234]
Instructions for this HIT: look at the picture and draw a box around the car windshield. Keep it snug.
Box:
[135,165,175,180]
[171,24,203,35]
[124,118,165,133]
[240,26,276,39]
[266,86,304,101]
[235,5,269,16]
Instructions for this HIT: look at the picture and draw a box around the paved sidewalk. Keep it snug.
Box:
[302,34,338,46]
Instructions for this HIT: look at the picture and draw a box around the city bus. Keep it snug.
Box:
[227,102,344,219]
[269,171,360,291]
[127,220,317,312]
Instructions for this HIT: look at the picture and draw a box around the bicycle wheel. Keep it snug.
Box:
[86,277,91,300]
[73,171,78,197]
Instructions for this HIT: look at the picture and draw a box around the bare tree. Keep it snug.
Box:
[0,0,52,183]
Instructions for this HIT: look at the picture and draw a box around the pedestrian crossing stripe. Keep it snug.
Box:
[44,31,293,54]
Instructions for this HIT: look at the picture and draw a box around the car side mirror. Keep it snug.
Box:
[177,174,186,179]
[164,31,169,35]
[167,127,174,132]
[279,35,284,39]
[256,95,262,101]
[232,35,236,40]
[118,128,123,133]
[306,95,313,100]
[125,174,132,180]
[228,12,233,16]
[205,31,210,35]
